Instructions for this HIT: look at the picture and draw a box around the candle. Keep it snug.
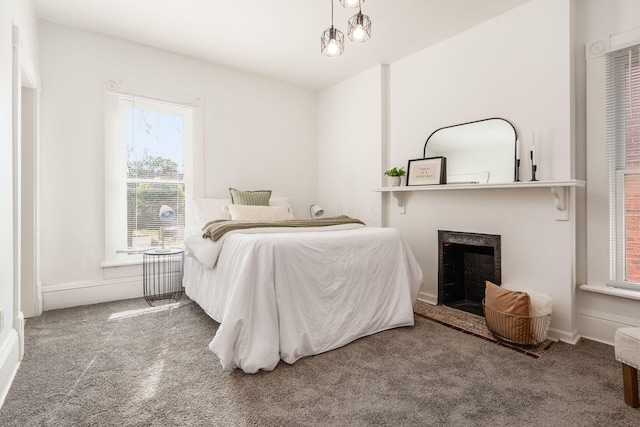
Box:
[531,129,534,147]
[516,138,520,160]
[531,129,536,165]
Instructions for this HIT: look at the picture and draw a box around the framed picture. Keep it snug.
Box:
[407,157,447,186]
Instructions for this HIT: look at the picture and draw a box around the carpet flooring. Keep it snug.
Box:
[0,297,638,426]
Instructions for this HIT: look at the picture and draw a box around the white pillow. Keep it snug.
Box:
[194,198,231,225]
[270,197,296,219]
[224,204,292,221]
[194,196,295,225]
[524,289,553,317]
[502,283,553,317]
[502,283,553,343]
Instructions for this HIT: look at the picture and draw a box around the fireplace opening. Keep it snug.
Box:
[438,230,501,317]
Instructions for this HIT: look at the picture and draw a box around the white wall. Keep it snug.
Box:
[317,65,386,226]
[0,0,38,407]
[38,21,318,309]
[391,0,572,179]
[385,0,579,341]
[316,0,579,341]
[577,0,640,344]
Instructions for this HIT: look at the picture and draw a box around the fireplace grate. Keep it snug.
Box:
[438,230,501,317]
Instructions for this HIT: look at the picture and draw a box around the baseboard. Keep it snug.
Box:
[42,277,143,311]
[577,309,640,346]
[16,312,24,360]
[0,330,20,408]
[417,290,437,305]
[547,327,580,344]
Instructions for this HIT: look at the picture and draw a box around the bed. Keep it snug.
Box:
[183,197,424,373]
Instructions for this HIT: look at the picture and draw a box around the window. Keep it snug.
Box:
[607,44,640,290]
[105,94,194,264]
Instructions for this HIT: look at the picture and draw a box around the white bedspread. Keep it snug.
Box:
[184,223,365,269]
[183,226,423,373]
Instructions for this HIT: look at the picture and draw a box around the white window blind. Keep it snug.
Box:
[105,94,194,264]
[606,43,640,290]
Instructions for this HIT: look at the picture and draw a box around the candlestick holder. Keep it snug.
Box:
[514,159,521,182]
[529,150,538,181]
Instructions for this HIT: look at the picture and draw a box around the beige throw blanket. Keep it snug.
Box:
[202,215,365,242]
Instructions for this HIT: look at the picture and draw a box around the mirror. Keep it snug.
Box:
[423,118,517,184]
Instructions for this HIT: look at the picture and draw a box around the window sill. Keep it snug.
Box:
[101,246,185,268]
[580,284,640,301]
[101,259,143,268]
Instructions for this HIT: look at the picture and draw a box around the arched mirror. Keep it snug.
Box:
[423,118,517,184]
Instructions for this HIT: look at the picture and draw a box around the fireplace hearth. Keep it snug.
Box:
[438,230,501,316]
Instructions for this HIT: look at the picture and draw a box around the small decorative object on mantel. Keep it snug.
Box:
[530,130,538,182]
[515,137,521,182]
[384,167,405,187]
[407,157,447,186]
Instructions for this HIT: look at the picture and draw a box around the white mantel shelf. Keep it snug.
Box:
[373,179,585,192]
[374,179,586,220]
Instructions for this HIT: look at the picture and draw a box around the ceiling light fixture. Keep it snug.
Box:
[347,3,371,43]
[321,0,345,57]
[340,0,364,8]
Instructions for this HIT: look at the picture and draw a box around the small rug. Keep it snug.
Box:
[413,300,554,358]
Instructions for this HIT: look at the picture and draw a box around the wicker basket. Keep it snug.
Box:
[482,299,551,346]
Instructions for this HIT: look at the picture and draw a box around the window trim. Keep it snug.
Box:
[606,45,640,291]
[584,26,640,298]
[103,91,204,267]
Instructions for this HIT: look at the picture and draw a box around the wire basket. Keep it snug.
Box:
[482,299,551,347]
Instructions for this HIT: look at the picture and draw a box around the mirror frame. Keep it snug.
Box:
[423,117,518,183]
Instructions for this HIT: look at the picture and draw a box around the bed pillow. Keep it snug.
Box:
[225,204,292,221]
[503,283,552,343]
[484,281,536,345]
[270,197,296,219]
[502,283,552,317]
[194,198,231,225]
[485,281,530,316]
[229,188,271,206]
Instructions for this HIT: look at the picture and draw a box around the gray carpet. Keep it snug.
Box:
[0,297,637,426]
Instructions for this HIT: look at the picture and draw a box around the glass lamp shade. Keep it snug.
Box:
[159,205,175,222]
[340,0,364,8]
[348,12,371,42]
[321,27,345,57]
[309,204,325,218]
[158,205,175,251]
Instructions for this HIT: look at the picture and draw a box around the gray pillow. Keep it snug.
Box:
[229,188,271,206]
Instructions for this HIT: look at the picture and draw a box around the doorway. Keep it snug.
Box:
[11,24,42,363]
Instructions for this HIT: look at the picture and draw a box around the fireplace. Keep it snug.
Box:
[438,230,501,316]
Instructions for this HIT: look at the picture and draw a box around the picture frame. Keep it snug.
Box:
[407,156,447,186]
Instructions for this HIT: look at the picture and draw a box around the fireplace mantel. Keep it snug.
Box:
[374,179,585,220]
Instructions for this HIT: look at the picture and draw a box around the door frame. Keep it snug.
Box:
[12,24,42,360]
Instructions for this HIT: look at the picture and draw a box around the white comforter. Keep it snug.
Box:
[183,226,423,373]
[184,223,365,269]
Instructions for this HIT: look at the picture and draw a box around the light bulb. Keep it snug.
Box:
[352,25,364,41]
[327,39,339,55]
[347,0,359,6]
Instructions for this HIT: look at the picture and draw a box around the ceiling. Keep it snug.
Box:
[33,0,530,90]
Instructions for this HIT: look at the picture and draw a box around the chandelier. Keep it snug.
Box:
[348,3,371,42]
[321,0,371,57]
[340,0,364,8]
